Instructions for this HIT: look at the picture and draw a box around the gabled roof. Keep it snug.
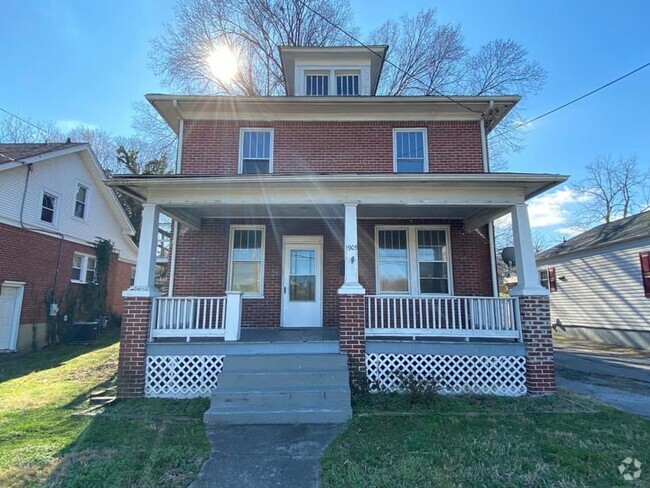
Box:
[537,210,650,261]
[0,142,136,239]
[0,142,85,164]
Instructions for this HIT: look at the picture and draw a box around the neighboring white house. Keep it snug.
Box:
[0,142,138,351]
[536,211,650,350]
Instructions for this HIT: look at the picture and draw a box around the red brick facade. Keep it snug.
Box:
[117,297,151,397]
[0,222,134,350]
[171,218,492,327]
[181,120,484,175]
[519,295,556,394]
[338,294,366,388]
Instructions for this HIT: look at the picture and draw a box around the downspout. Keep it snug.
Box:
[481,101,499,296]
[173,99,183,174]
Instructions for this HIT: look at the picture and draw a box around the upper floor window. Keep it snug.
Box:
[40,191,58,224]
[393,129,428,173]
[71,253,96,284]
[74,184,88,219]
[336,72,360,96]
[305,72,329,96]
[239,129,273,174]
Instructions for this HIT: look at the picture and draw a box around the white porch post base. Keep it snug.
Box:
[122,286,161,298]
[510,203,548,297]
[224,292,243,341]
[338,203,366,296]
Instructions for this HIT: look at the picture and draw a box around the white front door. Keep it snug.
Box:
[281,236,323,327]
[0,282,24,351]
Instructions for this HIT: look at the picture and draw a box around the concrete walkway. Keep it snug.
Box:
[189,424,345,488]
[554,337,650,419]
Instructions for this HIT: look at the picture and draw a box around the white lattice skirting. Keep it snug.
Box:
[366,353,527,396]
[145,355,225,398]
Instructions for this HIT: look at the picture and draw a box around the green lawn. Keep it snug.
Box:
[322,394,650,487]
[0,331,209,488]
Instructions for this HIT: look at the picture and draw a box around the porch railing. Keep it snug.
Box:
[150,292,242,342]
[365,295,521,340]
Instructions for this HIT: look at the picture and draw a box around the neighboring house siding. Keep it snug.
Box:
[171,218,492,327]
[538,238,650,349]
[0,151,137,263]
[181,120,484,175]
[0,223,133,351]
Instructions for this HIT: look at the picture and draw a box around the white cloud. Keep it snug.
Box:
[56,120,97,132]
[527,186,590,228]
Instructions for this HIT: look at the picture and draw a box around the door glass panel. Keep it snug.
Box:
[289,249,315,301]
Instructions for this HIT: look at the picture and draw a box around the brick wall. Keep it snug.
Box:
[0,223,134,350]
[181,120,484,175]
[519,295,556,395]
[117,297,151,397]
[172,218,493,327]
[339,294,366,388]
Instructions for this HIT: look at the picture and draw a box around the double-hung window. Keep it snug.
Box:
[239,129,273,174]
[393,129,428,173]
[336,72,359,96]
[71,253,96,284]
[74,184,88,219]
[305,72,329,96]
[640,252,650,298]
[40,192,58,224]
[228,226,265,297]
[376,226,451,295]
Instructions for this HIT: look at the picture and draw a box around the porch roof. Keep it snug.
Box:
[105,172,567,231]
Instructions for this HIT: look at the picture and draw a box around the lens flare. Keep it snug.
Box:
[207,45,239,83]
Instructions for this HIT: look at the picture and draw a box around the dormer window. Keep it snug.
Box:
[336,71,360,96]
[305,72,329,96]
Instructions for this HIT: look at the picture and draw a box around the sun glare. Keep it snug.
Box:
[208,45,239,83]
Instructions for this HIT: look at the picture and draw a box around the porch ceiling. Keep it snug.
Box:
[105,172,567,230]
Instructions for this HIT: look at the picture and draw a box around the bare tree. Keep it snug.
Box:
[150,0,357,96]
[572,154,650,230]
[0,115,63,144]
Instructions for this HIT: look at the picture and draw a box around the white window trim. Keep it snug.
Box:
[392,128,429,173]
[227,224,266,298]
[38,187,61,227]
[304,70,331,96]
[238,128,274,174]
[72,181,91,222]
[334,70,361,96]
[71,252,97,284]
[374,225,453,296]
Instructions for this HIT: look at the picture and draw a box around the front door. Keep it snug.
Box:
[282,236,323,327]
[0,282,24,351]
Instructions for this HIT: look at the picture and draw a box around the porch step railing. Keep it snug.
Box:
[150,292,242,342]
[365,295,521,340]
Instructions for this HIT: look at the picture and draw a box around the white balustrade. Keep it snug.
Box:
[365,295,521,340]
[150,296,236,342]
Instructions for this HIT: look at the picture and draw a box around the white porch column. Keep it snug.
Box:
[510,203,548,296]
[338,203,366,295]
[224,291,242,341]
[123,203,161,297]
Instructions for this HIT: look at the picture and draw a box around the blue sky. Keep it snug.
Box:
[2,0,649,239]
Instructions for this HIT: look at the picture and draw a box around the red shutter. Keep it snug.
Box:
[548,267,557,292]
[640,252,650,298]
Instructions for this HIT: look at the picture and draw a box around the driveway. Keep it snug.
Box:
[554,336,650,419]
[189,424,344,488]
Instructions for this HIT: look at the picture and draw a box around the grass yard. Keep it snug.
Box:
[0,331,209,488]
[322,394,650,487]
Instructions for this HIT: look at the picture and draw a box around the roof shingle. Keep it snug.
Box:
[0,142,85,164]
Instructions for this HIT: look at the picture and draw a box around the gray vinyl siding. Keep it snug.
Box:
[537,238,650,332]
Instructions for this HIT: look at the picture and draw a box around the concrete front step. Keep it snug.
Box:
[218,370,350,389]
[223,353,349,371]
[211,386,351,409]
[204,353,352,425]
[204,407,352,425]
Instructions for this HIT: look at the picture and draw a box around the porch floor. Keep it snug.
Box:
[152,327,339,344]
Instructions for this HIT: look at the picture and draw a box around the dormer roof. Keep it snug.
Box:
[279,45,388,96]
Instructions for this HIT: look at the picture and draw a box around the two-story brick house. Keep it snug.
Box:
[108,46,567,424]
[0,142,137,352]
